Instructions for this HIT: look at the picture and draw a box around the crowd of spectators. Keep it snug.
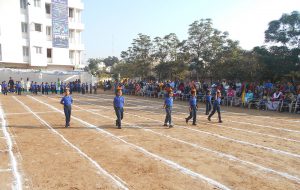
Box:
[110,79,300,114]
[1,77,97,95]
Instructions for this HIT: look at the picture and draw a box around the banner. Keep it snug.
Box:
[52,0,69,48]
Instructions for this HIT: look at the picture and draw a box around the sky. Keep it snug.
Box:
[82,0,300,61]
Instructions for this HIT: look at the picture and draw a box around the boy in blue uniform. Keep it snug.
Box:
[208,90,223,123]
[205,90,212,115]
[70,82,74,94]
[16,81,22,95]
[60,89,73,128]
[41,82,45,94]
[2,81,8,95]
[185,90,198,125]
[113,88,125,129]
[45,82,49,95]
[163,90,174,128]
[81,83,85,94]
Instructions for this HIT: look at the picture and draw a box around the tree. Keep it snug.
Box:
[120,33,154,78]
[84,58,102,76]
[265,11,300,48]
[103,56,119,67]
[187,18,230,81]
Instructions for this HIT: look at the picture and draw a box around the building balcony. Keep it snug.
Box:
[69,19,84,30]
[70,58,75,65]
[23,56,29,63]
[46,13,51,19]
[69,42,84,51]
[47,35,52,41]
[68,1,84,10]
[22,33,29,39]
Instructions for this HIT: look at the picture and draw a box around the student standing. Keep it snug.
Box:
[45,82,49,95]
[2,81,8,95]
[60,89,73,128]
[41,82,45,95]
[16,81,22,95]
[113,88,125,129]
[163,90,174,128]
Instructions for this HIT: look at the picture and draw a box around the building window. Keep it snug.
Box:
[46,26,51,36]
[47,48,52,58]
[34,23,42,32]
[69,30,74,42]
[69,50,74,59]
[69,8,74,18]
[45,3,51,14]
[34,0,41,7]
[34,46,42,54]
[20,0,27,9]
[23,46,29,57]
[21,22,28,33]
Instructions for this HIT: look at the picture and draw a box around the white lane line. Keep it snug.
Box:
[4,110,83,116]
[0,168,12,173]
[69,99,300,184]
[127,107,300,144]
[201,122,300,144]
[89,93,300,123]
[13,96,128,190]
[0,104,22,190]
[74,97,300,159]
[82,94,300,132]
[227,120,300,134]
[30,96,232,190]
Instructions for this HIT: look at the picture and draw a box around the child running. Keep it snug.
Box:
[163,90,174,128]
[208,90,223,123]
[113,87,125,129]
[60,89,73,128]
[185,89,198,125]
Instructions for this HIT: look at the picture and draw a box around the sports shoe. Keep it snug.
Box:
[169,125,173,128]
[192,123,197,126]
[219,120,223,123]
[207,117,211,121]
[118,126,122,129]
[185,118,188,124]
[163,123,168,126]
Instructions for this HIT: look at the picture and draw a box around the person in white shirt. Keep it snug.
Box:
[26,78,31,93]
[20,78,25,92]
[272,89,282,101]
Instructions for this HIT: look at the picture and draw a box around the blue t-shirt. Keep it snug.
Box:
[165,97,173,107]
[114,96,124,108]
[206,95,212,102]
[189,96,197,106]
[61,96,73,106]
[214,97,221,105]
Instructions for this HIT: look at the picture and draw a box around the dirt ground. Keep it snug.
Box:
[0,91,299,190]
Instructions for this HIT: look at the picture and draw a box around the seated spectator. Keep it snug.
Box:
[226,87,236,106]
[280,91,296,112]
[272,89,283,101]
[245,90,254,103]
[258,90,269,110]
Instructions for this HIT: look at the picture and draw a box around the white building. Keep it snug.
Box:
[0,0,84,71]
